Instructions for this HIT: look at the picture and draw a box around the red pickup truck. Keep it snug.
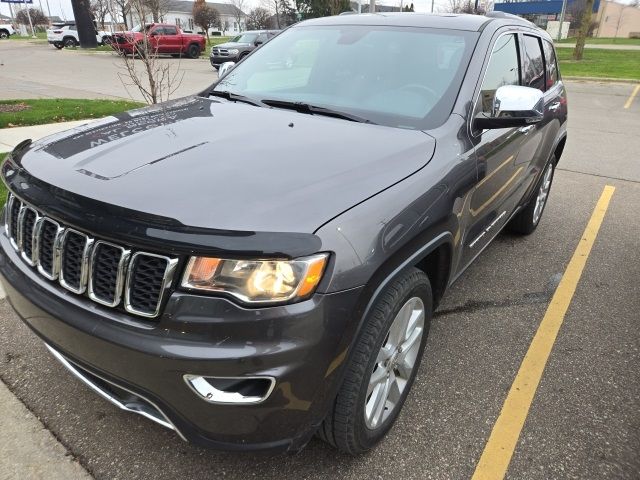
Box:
[111,23,206,58]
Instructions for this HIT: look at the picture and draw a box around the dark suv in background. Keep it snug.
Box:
[209,30,279,69]
[0,13,566,455]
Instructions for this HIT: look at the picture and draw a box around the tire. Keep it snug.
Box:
[134,43,146,58]
[0,30,9,39]
[53,42,64,50]
[187,44,200,59]
[507,156,556,235]
[63,37,78,48]
[101,36,112,45]
[239,52,249,61]
[318,268,432,454]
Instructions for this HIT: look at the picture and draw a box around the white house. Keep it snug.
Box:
[131,0,247,35]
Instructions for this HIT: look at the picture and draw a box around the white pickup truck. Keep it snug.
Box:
[46,23,112,48]
[0,23,16,39]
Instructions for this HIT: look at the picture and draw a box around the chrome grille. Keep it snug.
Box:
[4,193,177,318]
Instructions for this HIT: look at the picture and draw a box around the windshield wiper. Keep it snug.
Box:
[261,99,376,124]
[208,90,264,107]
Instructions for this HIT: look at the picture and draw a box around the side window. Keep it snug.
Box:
[542,39,559,89]
[164,26,178,35]
[479,33,520,114]
[522,35,545,92]
[151,27,163,35]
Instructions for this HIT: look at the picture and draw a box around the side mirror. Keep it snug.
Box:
[218,61,236,78]
[474,85,544,130]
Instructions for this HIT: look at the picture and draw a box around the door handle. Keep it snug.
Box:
[518,125,535,134]
[548,102,561,111]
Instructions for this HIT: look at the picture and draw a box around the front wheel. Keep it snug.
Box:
[318,268,432,454]
[507,157,556,235]
[0,30,9,39]
[53,42,64,50]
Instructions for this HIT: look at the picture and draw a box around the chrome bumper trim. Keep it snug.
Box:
[45,343,186,441]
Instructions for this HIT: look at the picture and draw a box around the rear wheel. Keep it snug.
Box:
[507,156,556,235]
[318,268,432,454]
[0,30,9,39]
[101,36,112,45]
[187,44,200,59]
[63,37,77,48]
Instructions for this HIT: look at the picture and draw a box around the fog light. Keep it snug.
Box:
[184,375,275,404]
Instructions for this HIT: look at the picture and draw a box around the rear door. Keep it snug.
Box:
[161,25,182,53]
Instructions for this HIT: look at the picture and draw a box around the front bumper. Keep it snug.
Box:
[0,233,363,452]
[210,54,239,67]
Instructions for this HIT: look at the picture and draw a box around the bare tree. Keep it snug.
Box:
[112,0,184,104]
[445,0,484,14]
[16,8,48,27]
[90,0,109,28]
[573,0,595,60]
[112,0,130,28]
[142,0,170,22]
[228,0,246,32]
[193,0,220,40]
[246,7,270,30]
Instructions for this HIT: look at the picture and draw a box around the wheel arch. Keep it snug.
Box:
[553,134,567,165]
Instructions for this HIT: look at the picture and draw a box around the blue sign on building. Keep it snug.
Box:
[493,0,600,16]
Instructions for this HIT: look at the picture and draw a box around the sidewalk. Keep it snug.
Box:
[554,43,640,50]
[0,120,94,153]
[0,379,92,480]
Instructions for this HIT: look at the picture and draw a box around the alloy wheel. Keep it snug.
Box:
[364,296,425,429]
[533,163,553,225]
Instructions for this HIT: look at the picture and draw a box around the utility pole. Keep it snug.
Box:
[22,0,36,37]
[431,0,434,12]
[557,0,568,41]
[70,0,98,47]
[369,0,375,13]
[357,0,361,13]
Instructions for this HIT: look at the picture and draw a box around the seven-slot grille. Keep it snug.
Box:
[4,193,177,318]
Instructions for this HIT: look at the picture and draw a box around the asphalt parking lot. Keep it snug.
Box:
[0,41,639,480]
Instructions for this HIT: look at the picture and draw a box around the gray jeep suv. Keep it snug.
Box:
[0,13,567,455]
[209,29,279,69]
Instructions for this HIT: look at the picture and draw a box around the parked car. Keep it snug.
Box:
[0,12,567,455]
[111,23,206,58]
[0,23,16,39]
[209,30,279,69]
[46,23,112,48]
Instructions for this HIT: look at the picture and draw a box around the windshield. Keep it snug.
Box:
[131,24,152,33]
[230,33,259,44]
[214,25,478,129]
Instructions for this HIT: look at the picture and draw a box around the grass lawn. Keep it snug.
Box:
[557,48,640,80]
[7,31,47,42]
[556,37,640,45]
[207,36,232,47]
[0,99,144,129]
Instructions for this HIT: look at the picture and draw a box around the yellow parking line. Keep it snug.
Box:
[624,84,640,109]
[471,185,616,480]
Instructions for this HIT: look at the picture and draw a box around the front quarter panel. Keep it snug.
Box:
[316,115,477,294]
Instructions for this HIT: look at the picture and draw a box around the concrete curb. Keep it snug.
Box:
[0,380,93,480]
[563,76,639,84]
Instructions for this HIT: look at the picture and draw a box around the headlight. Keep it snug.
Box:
[181,253,329,304]
[227,48,239,55]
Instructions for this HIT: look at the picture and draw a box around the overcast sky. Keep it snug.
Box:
[1,0,454,22]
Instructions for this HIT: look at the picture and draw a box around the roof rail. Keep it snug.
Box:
[485,11,536,26]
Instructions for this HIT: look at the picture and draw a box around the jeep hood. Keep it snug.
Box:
[14,96,435,233]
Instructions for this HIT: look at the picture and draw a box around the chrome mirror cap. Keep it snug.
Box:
[218,61,236,79]
[493,85,544,122]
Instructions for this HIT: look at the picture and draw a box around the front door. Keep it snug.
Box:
[461,32,531,266]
